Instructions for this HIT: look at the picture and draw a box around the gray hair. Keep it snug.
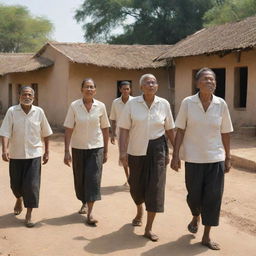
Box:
[81,78,96,88]
[195,67,216,81]
[19,86,35,96]
[139,74,157,86]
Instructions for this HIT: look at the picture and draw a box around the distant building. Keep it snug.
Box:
[0,42,172,127]
[156,15,256,128]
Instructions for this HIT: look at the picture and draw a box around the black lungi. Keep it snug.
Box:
[185,161,225,226]
[128,135,168,212]
[9,157,41,208]
[72,147,104,203]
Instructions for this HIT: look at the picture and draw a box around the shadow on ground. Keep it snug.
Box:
[82,223,147,254]
[141,234,208,256]
[101,185,129,196]
[0,213,43,229]
[40,213,84,226]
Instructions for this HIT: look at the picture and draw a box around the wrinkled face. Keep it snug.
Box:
[81,80,96,98]
[197,71,216,94]
[19,88,34,106]
[119,84,131,97]
[141,76,158,95]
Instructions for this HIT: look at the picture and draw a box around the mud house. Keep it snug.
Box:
[156,16,256,128]
[0,42,171,127]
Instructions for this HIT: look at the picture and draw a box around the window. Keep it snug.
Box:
[8,83,12,107]
[116,80,132,98]
[234,67,248,108]
[31,83,38,106]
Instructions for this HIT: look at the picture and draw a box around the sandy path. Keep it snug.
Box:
[0,136,255,256]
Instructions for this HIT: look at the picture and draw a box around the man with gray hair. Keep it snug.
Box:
[0,86,52,227]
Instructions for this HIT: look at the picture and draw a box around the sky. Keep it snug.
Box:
[0,0,85,42]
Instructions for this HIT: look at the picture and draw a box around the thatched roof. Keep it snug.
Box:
[36,42,170,69]
[0,53,53,76]
[156,15,256,61]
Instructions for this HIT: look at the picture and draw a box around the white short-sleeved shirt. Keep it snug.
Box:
[175,93,233,163]
[64,98,110,149]
[110,96,134,121]
[0,104,53,159]
[118,95,175,156]
[109,95,133,137]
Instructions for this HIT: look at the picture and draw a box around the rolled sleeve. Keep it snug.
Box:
[118,103,131,130]
[175,99,188,130]
[41,111,53,137]
[63,105,75,129]
[0,108,13,138]
[221,103,233,133]
[100,104,110,129]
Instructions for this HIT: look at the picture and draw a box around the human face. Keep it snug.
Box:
[19,88,34,106]
[120,84,131,97]
[141,77,158,96]
[81,80,96,99]
[197,71,216,94]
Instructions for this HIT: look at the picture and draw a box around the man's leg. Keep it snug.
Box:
[144,211,158,242]
[9,159,23,215]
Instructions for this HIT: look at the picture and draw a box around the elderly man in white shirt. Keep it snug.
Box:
[0,86,52,227]
[110,81,133,186]
[64,78,110,226]
[171,68,233,250]
[119,74,175,242]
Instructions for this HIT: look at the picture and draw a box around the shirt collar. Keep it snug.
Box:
[16,104,36,114]
[79,98,99,107]
[191,93,221,105]
[137,95,160,104]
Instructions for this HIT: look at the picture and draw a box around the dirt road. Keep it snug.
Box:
[0,136,255,256]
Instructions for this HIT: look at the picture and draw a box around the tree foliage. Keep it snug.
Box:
[0,4,53,52]
[204,0,256,26]
[75,0,215,44]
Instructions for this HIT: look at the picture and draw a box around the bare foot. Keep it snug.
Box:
[25,211,34,228]
[86,215,98,226]
[201,240,220,250]
[14,198,23,215]
[78,203,87,214]
[144,231,159,242]
[188,216,200,234]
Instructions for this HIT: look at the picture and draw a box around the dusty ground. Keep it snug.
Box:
[0,135,255,256]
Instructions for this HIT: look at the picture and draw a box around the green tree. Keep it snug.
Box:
[0,4,53,52]
[204,0,256,26]
[75,0,214,44]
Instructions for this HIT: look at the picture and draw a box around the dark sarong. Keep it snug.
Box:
[185,161,225,226]
[72,147,104,203]
[128,135,168,212]
[9,157,41,208]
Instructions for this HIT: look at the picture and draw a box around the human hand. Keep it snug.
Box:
[171,155,181,172]
[110,137,115,145]
[119,152,128,168]
[103,152,108,163]
[42,152,49,165]
[64,151,72,167]
[224,158,231,173]
[2,151,9,162]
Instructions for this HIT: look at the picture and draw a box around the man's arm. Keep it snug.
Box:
[110,120,117,145]
[43,136,50,165]
[171,128,185,171]
[1,136,9,162]
[64,128,73,167]
[101,127,109,163]
[221,132,231,173]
